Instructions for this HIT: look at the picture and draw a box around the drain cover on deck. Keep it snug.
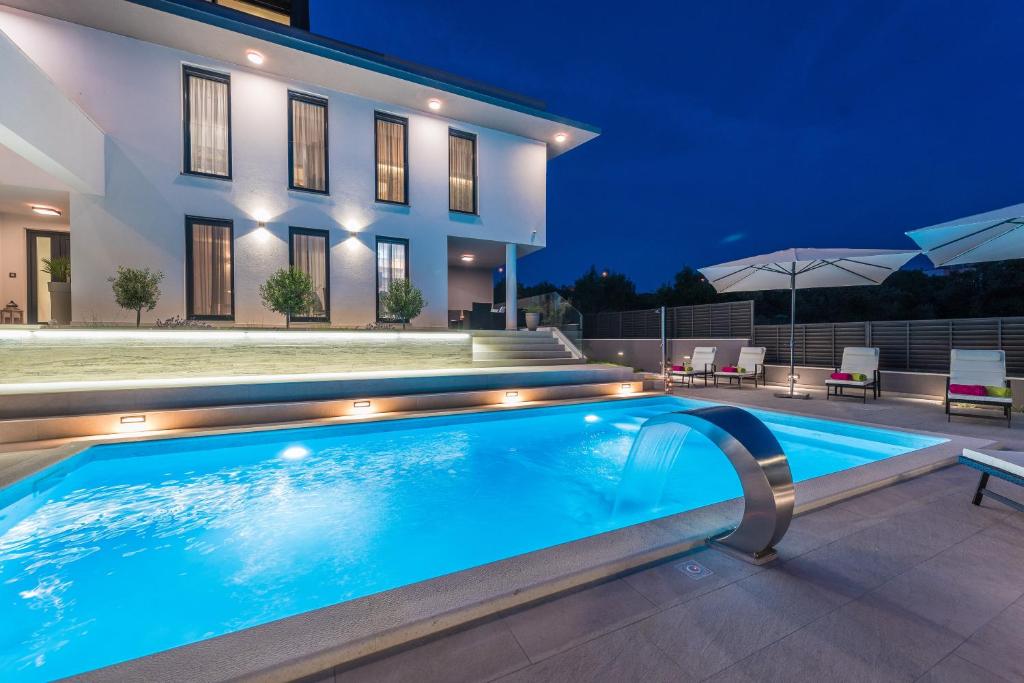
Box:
[677,559,713,580]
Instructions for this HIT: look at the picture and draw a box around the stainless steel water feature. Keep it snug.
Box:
[638,405,794,564]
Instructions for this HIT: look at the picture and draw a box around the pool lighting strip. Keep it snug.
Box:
[0,329,470,343]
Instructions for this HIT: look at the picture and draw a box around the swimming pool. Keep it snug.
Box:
[0,396,945,680]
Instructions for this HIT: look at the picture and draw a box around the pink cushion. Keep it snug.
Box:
[949,384,987,396]
[722,366,737,373]
[830,372,852,380]
[671,365,684,372]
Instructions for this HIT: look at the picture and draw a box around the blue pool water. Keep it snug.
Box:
[0,396,945,680]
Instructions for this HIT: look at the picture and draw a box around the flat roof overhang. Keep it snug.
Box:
[0,0,599,158]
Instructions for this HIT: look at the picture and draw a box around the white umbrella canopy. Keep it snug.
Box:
[699,248,919,398]
[906,202,1024,267]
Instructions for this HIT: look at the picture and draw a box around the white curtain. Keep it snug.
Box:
[291,99,326,191]
[449,133,475,212]
[191,223,232,317]
[188,74,230,176]
[376,240,407,318]
[376,117,406,203]
[292,233,327,317]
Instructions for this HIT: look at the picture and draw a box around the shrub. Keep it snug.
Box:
[42,256,71,283]
[259,267,317,328]
[155,315,211,329]
[109,266,163,328]
[380,279,426,330]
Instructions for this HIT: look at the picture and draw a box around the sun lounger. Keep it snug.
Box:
[946,349,1012,427]
[959,448,1024,512]
[670,346,717,388]
[713,346,766,388]
[825,347,880,403]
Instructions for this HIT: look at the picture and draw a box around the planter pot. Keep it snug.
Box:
[525,312,541,331]
[47,281,71,325]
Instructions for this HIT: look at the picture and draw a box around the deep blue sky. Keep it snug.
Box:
[311,1,1024,290]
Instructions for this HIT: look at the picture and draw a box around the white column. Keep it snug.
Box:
[505,242,518,331]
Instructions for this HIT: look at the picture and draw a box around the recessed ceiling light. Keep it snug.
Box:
[31,205,61,217]
[246,50,264,65]
[554,132,568,143]
[428,98,442,111]
[460,254,475,262]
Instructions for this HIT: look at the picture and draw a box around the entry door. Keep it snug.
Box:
[26,230,70,324]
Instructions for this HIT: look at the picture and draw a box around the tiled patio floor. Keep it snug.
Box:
[325,388,1024,682]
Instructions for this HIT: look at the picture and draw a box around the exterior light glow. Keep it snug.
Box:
[584,414,600,423]
[427,98,442,111]
[120,415,145,424]
[503,390,522,405]
[460,254,475,263]
[31,205,62,217]
[246,50,264,65]
[353,400,371,409]
[619,383,634,394]
[617,351,624,356]
[554,132,568,143]
[280,445,310,460]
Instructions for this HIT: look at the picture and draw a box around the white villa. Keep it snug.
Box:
[0,0,598,328]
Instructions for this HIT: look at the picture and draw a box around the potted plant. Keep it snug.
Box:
[109,266,164,327]
[259,267,317,328]
[380,279,426,330]
[42,256,71,325]
[524,304,543,331]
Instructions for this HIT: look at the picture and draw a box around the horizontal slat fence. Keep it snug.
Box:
[753,317,1024,376]
[586,301,754,340]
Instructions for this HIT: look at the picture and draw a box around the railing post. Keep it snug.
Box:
[906,321,911,371]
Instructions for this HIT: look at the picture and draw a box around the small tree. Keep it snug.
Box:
[259,267,317,328]
[109,266,164,327]
[380,278,426,330]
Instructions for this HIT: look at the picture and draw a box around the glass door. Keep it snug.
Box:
[26,230,70,324]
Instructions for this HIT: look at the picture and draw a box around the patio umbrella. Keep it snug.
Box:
[699,248,919,399]
[906,203,1024,266]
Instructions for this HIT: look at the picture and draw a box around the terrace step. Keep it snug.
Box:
[471,358,586,367]
[469,330,582,367]
[469,330,553,338]
[473,350,574,360]
[472,341,568,351]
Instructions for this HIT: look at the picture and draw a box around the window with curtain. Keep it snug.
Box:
[183,66,231,178]
[289,227,329,321]
[376,237,408,321]
[449,129,477,214]
[186,217,234,320]
[375,112,408,204]
[289,92,328,193]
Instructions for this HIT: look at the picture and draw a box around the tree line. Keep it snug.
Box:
[496,261,1024,324]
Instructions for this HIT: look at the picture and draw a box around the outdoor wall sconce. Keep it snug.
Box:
[353,400,371,409]
[120,415,146,424]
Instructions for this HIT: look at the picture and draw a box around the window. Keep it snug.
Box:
[449,129,477,214]
[186,216,234,320]
[183,66,231,178]
[289,227,330,321]
[376,237,408,321]
[212,0,291,25]
[375,112,408,204]
[288,92,328,193]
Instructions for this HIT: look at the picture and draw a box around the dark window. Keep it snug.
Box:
[289,227,330,321]
[449,129,477,214]
[211,0,291,26]
[374,112,408,204]
[183,66,232,179]
[376,236,409,321]
[288,92,329,194]
[185,216,234,320]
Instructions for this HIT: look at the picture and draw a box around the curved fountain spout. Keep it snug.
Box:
[629,405,794,564]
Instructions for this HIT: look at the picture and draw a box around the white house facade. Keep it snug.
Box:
[0,0,598,328]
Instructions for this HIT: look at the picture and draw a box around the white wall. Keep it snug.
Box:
[447,266,493,311]
[0,213,69,314]
[0,8,547,327]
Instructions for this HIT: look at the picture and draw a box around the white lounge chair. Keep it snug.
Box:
[825,347,880,403]
[946,349,1012,427]
[960,448,1023,512]
[670,346,717,388]
[713,346,766,388]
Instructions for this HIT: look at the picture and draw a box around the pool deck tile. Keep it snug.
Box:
[955,600,1024,682]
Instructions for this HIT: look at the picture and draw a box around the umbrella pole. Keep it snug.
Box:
[775,265,809,399]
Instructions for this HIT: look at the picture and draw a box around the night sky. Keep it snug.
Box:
[312,1,1024,290]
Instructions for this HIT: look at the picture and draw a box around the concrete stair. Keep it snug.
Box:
[471,330,583,367]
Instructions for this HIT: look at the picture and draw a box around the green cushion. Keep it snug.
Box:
[849,372,867,381]
[986,386,1012,398]
[737,367,747,374]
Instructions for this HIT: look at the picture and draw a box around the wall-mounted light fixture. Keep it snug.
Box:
[427,98,442,111]
[120,415,146,424]
[619,383,634,394]
[554,132,568,143]
[353,400,371,409]
[246,49,265,65]
[460,254,475,263]
[31,205,62,217]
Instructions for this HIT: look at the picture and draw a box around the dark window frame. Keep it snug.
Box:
[287,91,330,195]
[182,65,233,180]
[374,111,409,205]
[448,128,478,215]
[375,236,410,322]
[288,226,331,322]
[185,215,235,321]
